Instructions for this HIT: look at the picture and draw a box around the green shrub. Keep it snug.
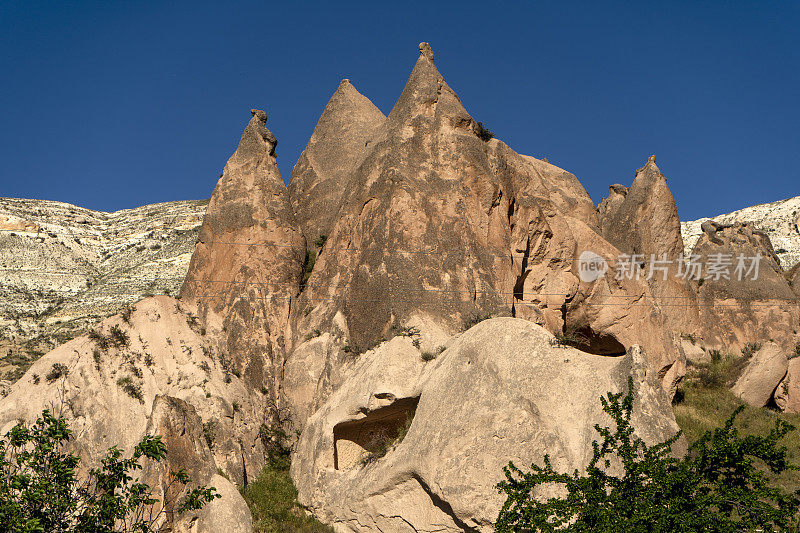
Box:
[0,410,218,532]
[742,342,762,359]
[313,234,327,248]
[421,351,436,362]
[496,377,800,532]
[121,304,134,325]
[241,463,333,533]
[549,329,587,349]
[116,376,143,403]
[475,121,494,142]
[45,363,68,383]
[463,312,492,331]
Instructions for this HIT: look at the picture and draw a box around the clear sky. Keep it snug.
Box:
[1,1,797,221]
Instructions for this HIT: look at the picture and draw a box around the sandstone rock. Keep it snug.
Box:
[0,297,254,531]
[692,223,799,352]
[282,45,685,426]
[288,79,386,245]
[292,318,684,532]
[788,262,800,297]
[0,197,207,380]
[181,110,305,475]
[681,337,708,365]
[682,195,800,269]
[732,342,789,407]
[775,358,800,413]
[597,156,700,336]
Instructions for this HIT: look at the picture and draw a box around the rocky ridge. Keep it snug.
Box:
[0,197,206,379]
[681,195,800,269]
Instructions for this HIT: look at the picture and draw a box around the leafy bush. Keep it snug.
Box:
[313,234,327,248]
[475,121,494,142]
[421,351,437,362]
[549,329,587,349]
[45,362,69,383]
[0,410,218,532]
[742,341,762,359]
[116,376,144,403]
[463,312,492,331]
[496,377,800,532]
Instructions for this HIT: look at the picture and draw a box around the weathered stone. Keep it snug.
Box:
[732,342,789,407]
[292,318,684,532]
[0,297,254,531]
[692,223,799,352]
[775,358,800,413]
[288,80,386,246]
[597,156,700,336]
[682,195,800,269]
[282,45,685,427]
[180,111,305,476]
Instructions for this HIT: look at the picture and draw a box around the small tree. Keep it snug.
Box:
[496,377,800,532]
[0,409,219,532]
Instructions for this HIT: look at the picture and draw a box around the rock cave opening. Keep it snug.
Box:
[333,396,419,470]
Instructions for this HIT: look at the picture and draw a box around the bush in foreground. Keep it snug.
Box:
[496,377,800,532]
[0,410,218,532]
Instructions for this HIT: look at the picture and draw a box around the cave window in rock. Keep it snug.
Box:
[333,397,419,470]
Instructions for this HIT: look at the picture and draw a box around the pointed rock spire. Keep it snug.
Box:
[288,80,385,244]
[418,41,434,61]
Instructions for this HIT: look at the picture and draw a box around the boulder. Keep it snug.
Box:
[775,358,800,413]
[291,318,684,532]
[681,337,708,365]
[732,342,789,407]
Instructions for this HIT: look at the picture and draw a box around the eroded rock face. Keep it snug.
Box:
[682,195,800,270]
[283,45,684,426]
[288,80,386,245]
[692,223,799,352]
[0,297,254,531]
[732,342,789,407]
[597,156,700,336]
[291,318,684,532]
[180,110,305,469]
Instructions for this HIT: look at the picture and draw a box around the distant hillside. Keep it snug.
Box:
[0,197,207,380]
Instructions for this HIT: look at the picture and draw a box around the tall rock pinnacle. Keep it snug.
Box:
[288,80,385,245]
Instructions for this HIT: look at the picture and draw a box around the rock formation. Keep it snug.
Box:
[288,80,386,246]
[0,296,253,531]
[691,222,799,352]
[0,197,206,380]
[282,43,685,428]
[731,342,789,407]
[180,109,305,481]
[291,318,684,532]
[597,156,700,336]
[682,195,800,270]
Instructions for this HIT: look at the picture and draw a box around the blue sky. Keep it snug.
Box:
[0,1,797,220]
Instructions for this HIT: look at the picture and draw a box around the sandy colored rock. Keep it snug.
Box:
[282,45,684,427]
[692,222,799,352]
[597,156,700,336]
[732,342,789,407]
[775,358,800,413]
[681,337,708,365]
[288,80,386,246]
[291,318,684,532]
[180,110,305,471]
[682,195,800,269]
[0,297,254,531]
